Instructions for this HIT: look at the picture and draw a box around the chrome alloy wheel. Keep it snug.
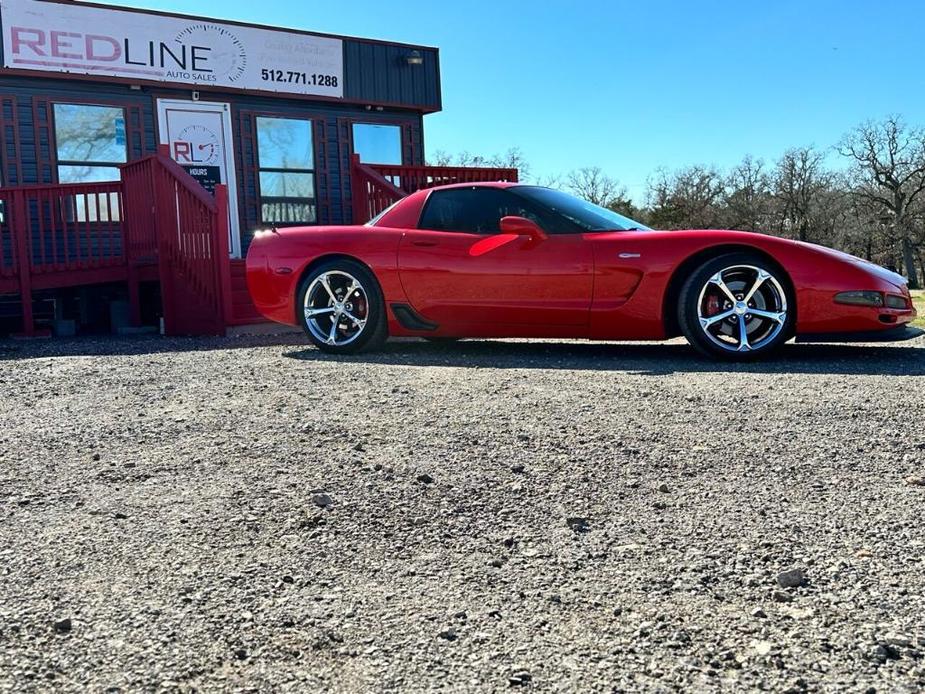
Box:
[303,270,369,347]
[696,265,788,353]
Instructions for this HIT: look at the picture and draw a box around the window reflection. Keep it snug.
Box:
[54,104,127,184]
[257,117,313,170]
[256,116,316,224]
[352,123,402,165]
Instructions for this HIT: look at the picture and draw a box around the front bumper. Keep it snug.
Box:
[796,325,924,343]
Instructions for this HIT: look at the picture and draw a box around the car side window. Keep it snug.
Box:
[419,188,561,235]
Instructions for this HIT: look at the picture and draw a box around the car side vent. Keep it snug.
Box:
[390,303,439,332]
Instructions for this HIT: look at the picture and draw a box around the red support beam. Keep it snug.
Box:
[214,184,233,329]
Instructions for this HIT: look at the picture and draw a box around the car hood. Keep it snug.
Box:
[794,240,909,290]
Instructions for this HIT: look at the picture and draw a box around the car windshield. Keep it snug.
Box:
[510,186,651,232]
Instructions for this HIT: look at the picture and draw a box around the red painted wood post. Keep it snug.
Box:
[11,189,34,336]
[122,179,143,327]
[152,165,177,335]
[350,154,368,224]
[213,184,233,332]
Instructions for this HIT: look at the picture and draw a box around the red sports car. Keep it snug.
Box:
[246,183,920,360]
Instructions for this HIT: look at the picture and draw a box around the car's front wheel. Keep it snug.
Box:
[297,259,387,354]
[678,253,794,360]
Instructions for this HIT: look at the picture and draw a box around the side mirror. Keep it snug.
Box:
[500,215,548,241]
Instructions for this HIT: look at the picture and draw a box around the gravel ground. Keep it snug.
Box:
[1,334,924,692]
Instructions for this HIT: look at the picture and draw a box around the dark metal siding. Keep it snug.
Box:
[344,41,440,111]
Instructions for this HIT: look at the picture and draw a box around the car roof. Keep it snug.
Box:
[424,181,522,191]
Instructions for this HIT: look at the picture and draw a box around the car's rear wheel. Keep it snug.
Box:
[678,253,794,360]
[297,259,387,354]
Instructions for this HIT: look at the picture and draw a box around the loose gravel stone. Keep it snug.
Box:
[311,493,333,508]
[438,629,457,642]
[1,333,923,692]
[566,517,590,533]
[777,567,807,588]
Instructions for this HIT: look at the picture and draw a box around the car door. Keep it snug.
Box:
[397,187,593,327]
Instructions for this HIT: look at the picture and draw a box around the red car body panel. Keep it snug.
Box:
[246,184,917,341]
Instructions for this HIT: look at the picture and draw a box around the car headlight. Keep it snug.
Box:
[885,294,910,309]
[835,291,884,307]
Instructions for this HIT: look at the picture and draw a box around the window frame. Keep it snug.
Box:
[51,101,129,184]
[417,187,573,236]
[254,114,318,227]
[351,121,404,166]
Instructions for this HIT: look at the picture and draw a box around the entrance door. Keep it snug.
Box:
[157,100,241,257]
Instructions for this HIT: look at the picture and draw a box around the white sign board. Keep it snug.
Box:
[0,0,344,98]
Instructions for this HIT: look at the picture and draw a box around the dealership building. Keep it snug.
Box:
[0,0,514,335]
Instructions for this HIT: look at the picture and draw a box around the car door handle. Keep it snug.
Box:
[412,240,439,247]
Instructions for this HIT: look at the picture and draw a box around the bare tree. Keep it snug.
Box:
[646,165,726,229]
[838,117,925,287]
[428,149,455,167]
[772,147,834,243]
[427,147,531,182]
[725,155,772,232]
[564,167,626,207]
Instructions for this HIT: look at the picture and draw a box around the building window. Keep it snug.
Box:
[53,104,127,183]
[256,116,316,225]
[352,123,402,165]
[53,103,126,222]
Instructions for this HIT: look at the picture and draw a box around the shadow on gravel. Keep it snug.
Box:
[285,340,925,376]
[0,333,306,361]
[2,334,922,376]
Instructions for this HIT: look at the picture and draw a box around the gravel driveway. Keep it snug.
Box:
[1,335,924,692]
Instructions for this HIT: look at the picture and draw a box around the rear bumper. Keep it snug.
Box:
[796,325,924,343]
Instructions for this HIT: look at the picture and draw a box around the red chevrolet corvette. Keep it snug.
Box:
[246,183,920,360]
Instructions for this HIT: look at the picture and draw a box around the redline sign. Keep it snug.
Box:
[0,0,344,97]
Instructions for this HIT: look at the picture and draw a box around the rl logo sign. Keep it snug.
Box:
[172,141,211,163]
[171,125,220,165]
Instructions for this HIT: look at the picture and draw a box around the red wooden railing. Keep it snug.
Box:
[1,181,125,272]
[350,155,407,225]
[373,163,520,192]
[121,153,231,336]
[0,181,126,334]
[1,152,230,336]
[350,154,519,223]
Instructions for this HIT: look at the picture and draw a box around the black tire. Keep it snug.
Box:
[677,252,795,361]
[296,258,388,354]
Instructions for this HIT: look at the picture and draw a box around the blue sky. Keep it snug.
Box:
[101,0,925,200]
